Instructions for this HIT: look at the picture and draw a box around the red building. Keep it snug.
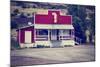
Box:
[17,9,75,48]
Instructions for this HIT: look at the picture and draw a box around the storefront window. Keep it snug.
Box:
[63,30,70,36]
[59,30,70,36]
[59,29,71,40]
[36,29,48,41]
[36,29,48,36]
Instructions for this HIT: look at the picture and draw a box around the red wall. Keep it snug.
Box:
[17,26,34,43]
[35,11,72,24]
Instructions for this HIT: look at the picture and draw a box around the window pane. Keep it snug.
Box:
[36,29,48,35]
[63,30,70,36]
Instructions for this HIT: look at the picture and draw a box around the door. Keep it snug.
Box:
[50,29,59,40]
[50,29,62,47]
[25,31,32,43]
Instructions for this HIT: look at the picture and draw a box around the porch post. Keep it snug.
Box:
[48,29,51,47]
[59,29,62,40]
[71,29,72,38]
[34,29,36,47]
[48,29,50,41]
[61,30,64,47]
[71,29,74,40]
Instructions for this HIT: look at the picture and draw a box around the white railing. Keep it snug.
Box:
[35,35,48,40]
[59,36,72,40]
[35,35,74,40]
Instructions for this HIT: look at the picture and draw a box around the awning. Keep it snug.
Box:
[35,24,74,29]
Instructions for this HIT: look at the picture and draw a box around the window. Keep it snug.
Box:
[59,30,71,40]
[36,29,48,40]
[62,30,70,36]
[36,29,48,35]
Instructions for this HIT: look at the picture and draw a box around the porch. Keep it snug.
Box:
[35,29,74,41]
[18,25,75,48]
[34,29,75,47]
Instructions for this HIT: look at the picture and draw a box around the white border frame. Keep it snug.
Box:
[0,0,96,67]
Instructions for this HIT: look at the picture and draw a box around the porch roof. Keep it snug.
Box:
[35,24,74,29]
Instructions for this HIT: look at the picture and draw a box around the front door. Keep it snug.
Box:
[25,31,32,43]
[50,29,61,47]
[50,29,59,40]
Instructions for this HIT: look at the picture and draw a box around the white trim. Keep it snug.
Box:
[36,35,48,37]
[34,27,36,42]
[35,24,74,29]
[35,38,47,39]
[18,25,34,30]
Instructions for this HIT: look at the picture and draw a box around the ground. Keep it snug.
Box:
[11,45,95,66]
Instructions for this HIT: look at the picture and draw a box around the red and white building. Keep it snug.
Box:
[17,9,75,48]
